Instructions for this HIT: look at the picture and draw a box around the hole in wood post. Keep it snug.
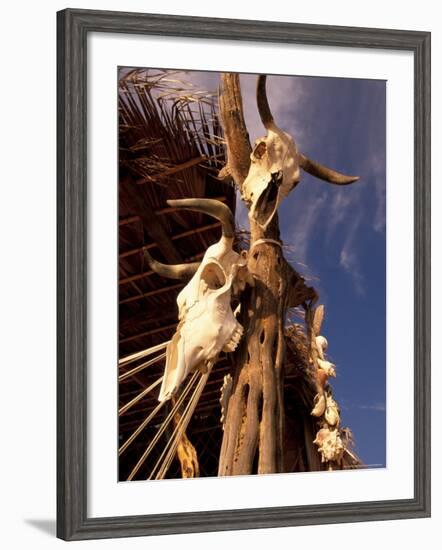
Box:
[272,337,278,355]
[243,383,250,401]
[257,393,264,423]
[260,329,265,344]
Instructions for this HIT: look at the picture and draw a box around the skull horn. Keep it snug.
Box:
[257,75,274,129]
[257,74,359,185]
[167,198,235,239]
[144,249,200,280]
[298,153,359,185]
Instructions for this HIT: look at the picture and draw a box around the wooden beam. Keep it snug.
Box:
[119,308,177,330]
[121,176,183,264]
[119,222,221,260]
[119,215,141,226]
[141,204,183,263]
[155,195,226,216]
[135,155,206,185]
[119,323,177,345]
[119,282,184,305]
[119,269,154,286]
[119,243,154,260]
[171,222,220,240]
[119,262,145,297]
[118,196,226,225]
[119,252,204,286]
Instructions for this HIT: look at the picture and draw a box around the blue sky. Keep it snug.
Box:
[262,74,386,468]
[172,70,386,468]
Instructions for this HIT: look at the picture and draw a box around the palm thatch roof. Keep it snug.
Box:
[117,69,360,480]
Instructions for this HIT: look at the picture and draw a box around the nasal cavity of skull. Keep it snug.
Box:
[253,141,267,159]
[273,170,283,185]
[255,178,279,224]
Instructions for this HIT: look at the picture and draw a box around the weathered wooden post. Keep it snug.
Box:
[141,73,359,477]
[217,74,358,475]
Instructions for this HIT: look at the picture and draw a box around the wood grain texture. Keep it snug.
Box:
[57,8,431,541]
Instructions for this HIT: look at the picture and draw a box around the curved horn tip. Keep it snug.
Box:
[143,249,200,280]
[166,199,183,207]
[257,74,274,129]
[340,175,360,185]
[299,153,360,186]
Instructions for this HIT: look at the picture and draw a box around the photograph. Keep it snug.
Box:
[117,67,386,481]
[0,1,434,546]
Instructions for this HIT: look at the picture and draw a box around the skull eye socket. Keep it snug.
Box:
[200,262,226,291]
[253,141,267,159]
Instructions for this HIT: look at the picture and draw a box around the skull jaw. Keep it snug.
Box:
[158,330,186,402]
[158,293,244,402]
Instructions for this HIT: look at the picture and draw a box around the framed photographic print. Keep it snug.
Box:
[57,8,431,541]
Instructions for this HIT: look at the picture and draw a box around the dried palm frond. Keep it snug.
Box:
[119,68,225,191]
[118,69,232,481]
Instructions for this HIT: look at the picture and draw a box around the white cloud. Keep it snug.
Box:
[325,190,354,246]
[339,214,365,295]
[289,191,327,264]
[359,402,386,412]
[370,153,386,233]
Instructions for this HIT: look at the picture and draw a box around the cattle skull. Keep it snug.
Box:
[241,76,359,229]
[144,199,250,402]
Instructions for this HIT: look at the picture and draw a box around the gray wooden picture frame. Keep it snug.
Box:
[57,8,431,541]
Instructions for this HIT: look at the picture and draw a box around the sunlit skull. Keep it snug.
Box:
[144,199,249,403]
[140,198,253,403]
[159,236,245,402]
[239,75,359,229]
[242,122,300,228]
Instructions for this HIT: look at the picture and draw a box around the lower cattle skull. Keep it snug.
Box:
[144,199,250,402]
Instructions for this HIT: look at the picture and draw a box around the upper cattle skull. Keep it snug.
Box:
[144,199,250,402]
[242,123,300,228]
[241,75,360,229]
